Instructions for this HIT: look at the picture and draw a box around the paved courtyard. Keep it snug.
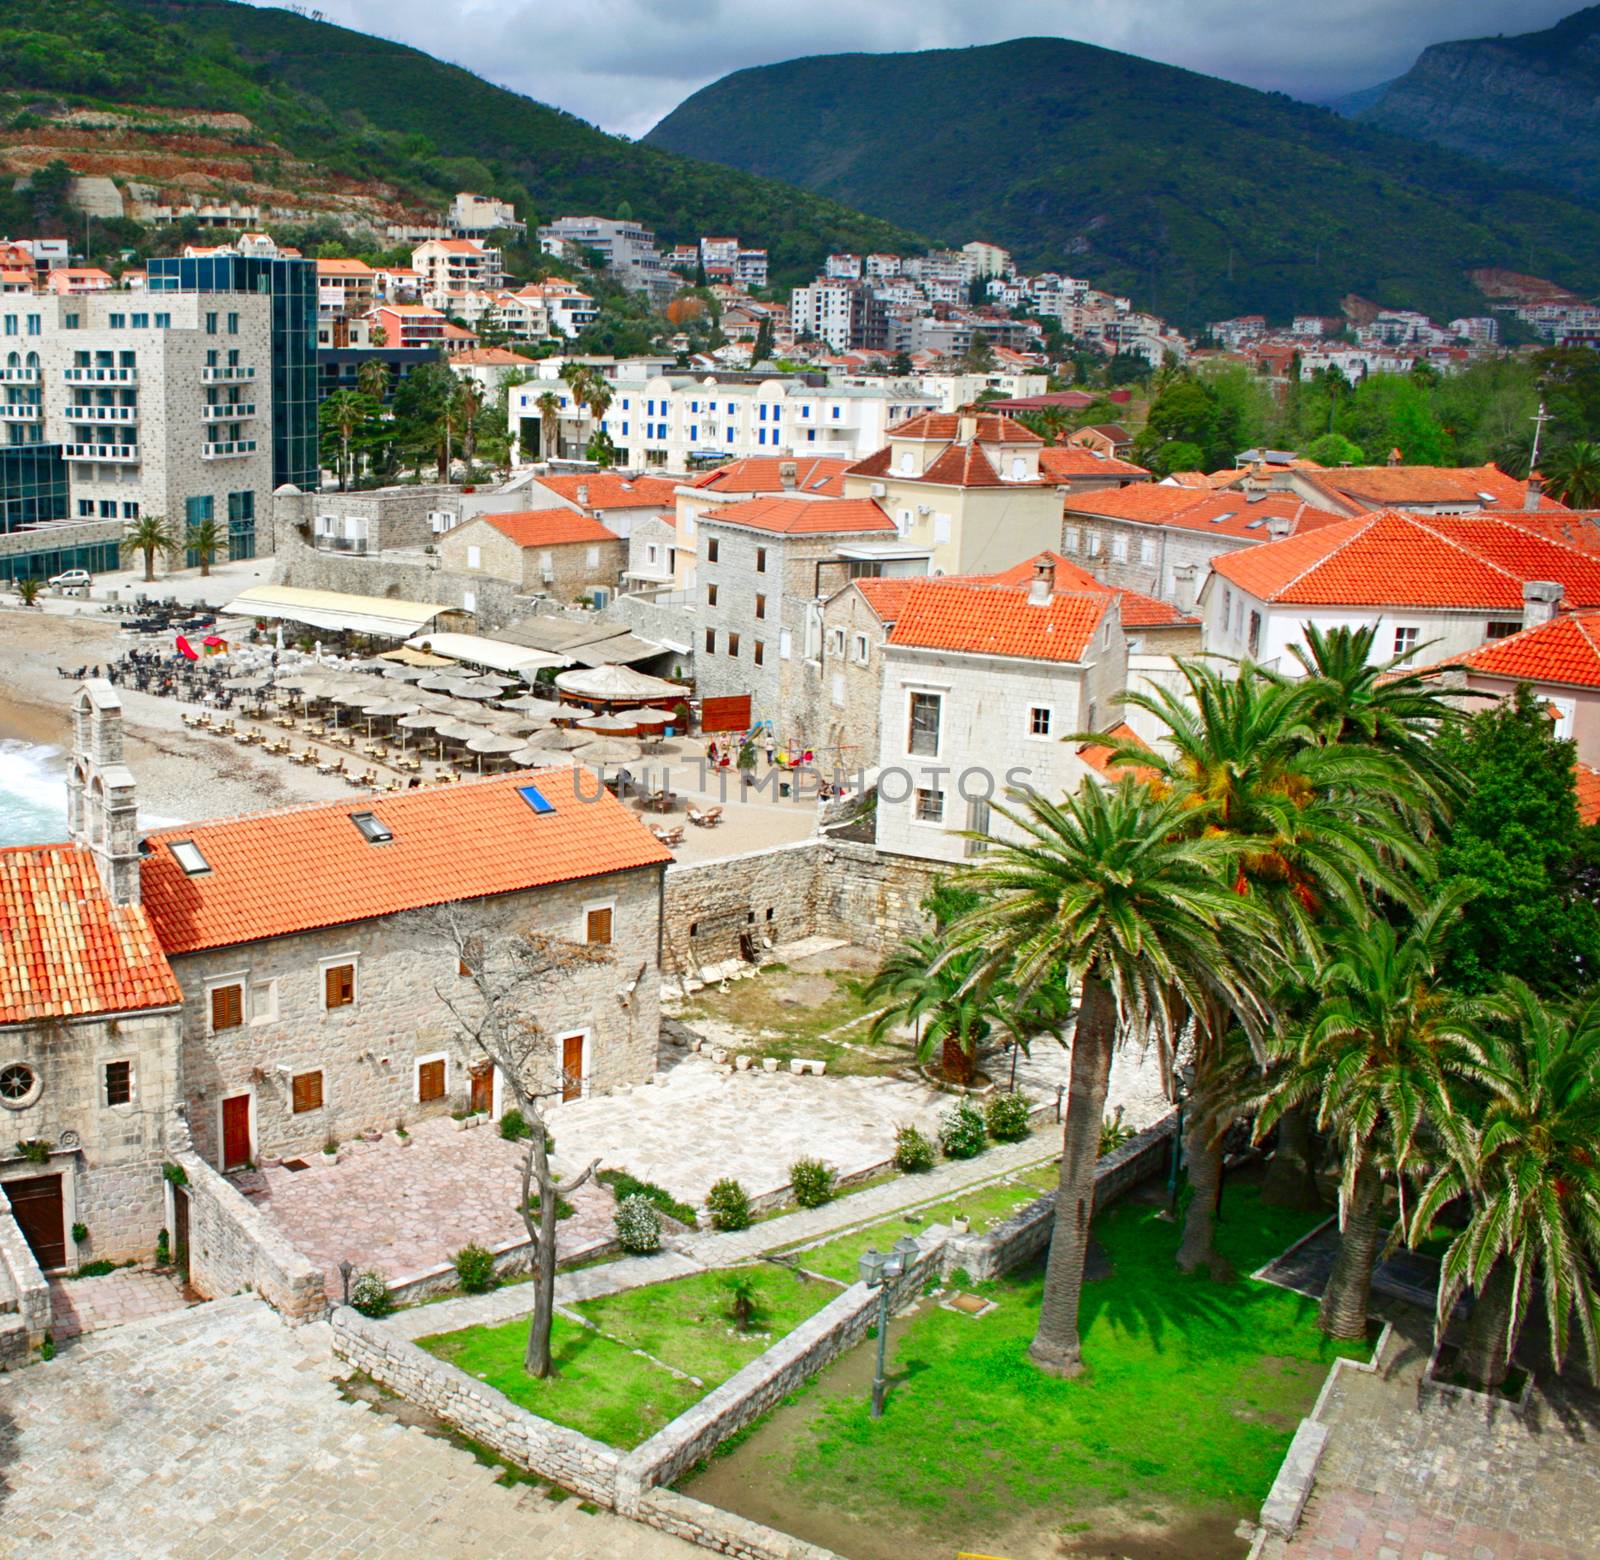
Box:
[46,1266,192,1341]
[0,1295,696,1559]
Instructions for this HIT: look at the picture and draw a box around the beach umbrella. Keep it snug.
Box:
[433,720,483,744]
[576,710,640,734]
[382,663,427,682]
[417,674,470,693]
[223,673,267,691]
[272,672,320,692]
[331,685,376,708]
[362,699,421,718]
[351,656,393,672]
[510,745,576,768]
[450,683,500,702]
[523,725,588,752]
[499,714,550,735]
[630,708,672,728]
[497,694,548,713]
[575,737,644,768]
[465,731,523,771]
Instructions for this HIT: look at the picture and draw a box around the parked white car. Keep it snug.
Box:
[48,568,92,588]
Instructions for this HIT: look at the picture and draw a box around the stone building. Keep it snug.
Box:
[437,508,625,600]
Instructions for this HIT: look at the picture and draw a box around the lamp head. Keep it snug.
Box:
[858,1246,887,1286]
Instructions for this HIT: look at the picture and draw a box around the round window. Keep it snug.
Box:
[0,1061,41,1111]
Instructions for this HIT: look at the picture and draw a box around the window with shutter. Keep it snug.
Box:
[210,983,243,1031]
[586,906,613,945]
[324,963,355,1009]
[104,1060,132,1106]
[291,1071,324,1114]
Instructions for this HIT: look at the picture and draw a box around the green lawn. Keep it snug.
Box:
[784,1162,1061,1283]
[418,1265,841,1449]
[685,1183,1363,1552]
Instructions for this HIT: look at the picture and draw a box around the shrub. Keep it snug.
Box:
[706,1177,751,1231]
[75,1259,117,1278]
[39,1333,54,1361]
[498,1109,554,1152]
[722,1271,760,1331]
[155,1228,170,1267]
[349,1269,394,1318]
[15,1139,50,1165]
[615,1194,661,1254]
[938,1101,988,1160]
[985,1092,1033,1143]
[322,1136,339,1156]
[527,1191,575,1221]
[598,1169,696,1226]
[789,1157,837,1208]
[452,1242,497,1294]
[893,1123,936,1173]
[1100,1107,1134,1155]
[71,1221,88,1245]
[161,1161,187,1187]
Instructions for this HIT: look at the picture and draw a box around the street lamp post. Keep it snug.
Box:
[857,1235,921,1418]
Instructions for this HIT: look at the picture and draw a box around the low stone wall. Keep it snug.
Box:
[385,1228,620,1308]
[618,1238,942,1504]
[0,1182,51,1347]
[635,1488,845,1560]
[941,1111,1177,1283]
[176,1152,326,1322]
[330,1305,622,1505]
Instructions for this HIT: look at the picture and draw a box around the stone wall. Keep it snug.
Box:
[602,594,697,681]
[175,1151,326,1321]
[0,1182,51,1346]
[941,1111,1177,1282]
[634,1489,845,1560]
[330,1304,623,1504]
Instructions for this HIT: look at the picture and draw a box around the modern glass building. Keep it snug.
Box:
[147,255,319,492]
[0,444,118,583]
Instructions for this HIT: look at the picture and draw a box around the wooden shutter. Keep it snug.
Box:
[211,983,243,1031]
[586,906,613,946]
[418,1059,446,1102]
[324,963,354,1008]
[292,1071,323,1114]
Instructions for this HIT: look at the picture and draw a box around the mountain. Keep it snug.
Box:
[0,0,923,281]
[647,36,1600,326]
[1350,7,1600,204]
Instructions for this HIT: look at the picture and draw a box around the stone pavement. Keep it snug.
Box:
[1257,1321,1600,1560]
[0,1294,696,1559]
[45,1266,191,1341]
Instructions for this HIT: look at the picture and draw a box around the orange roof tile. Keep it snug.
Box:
[690,457,851,497]
[316,258,375,276]
[1213,511,1600,609]
[888,583,1109,662]
[850,578,922,623]
[0,846,181,1024]
[482,509,619,548]
[450,347,536,366]
[1454,611,1600,689]
[1038,447,1151,481]
[533,473,678,511]
[1064,485,1341,539]
[890,410,1043,445]
[1076,722,1157,783]
[1303,464,1567,513]
[140,769,670,956]
[1576,764,1600,827]
[705,497,894,536]
[984,552,1196,628]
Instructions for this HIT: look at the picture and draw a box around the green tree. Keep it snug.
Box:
[14,577,43,607]
[1410,979,1600,1390]
[1303,431,1364,466]
[1146,439,1205,476]
[356,357,391,405]
[185,516,222,577]
[122,514,174,583]
[962,331,995,372]
[752,314,775,362]
[1542,440,1600,508]
[318,389,378,490]
[949,782,1272,1375]
[863,935,998,1086]
[536,389,561,462]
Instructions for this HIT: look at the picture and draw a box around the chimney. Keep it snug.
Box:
[1525,470,1544,513]
[1523,579,1562,627]
[1387,447,1402,466]
[1266,517,1293,540]
[778,460,798,491]
[1171,563,1199,615]
[1028,555,1056,606]
[1245,461,1269,493]
[575,482,589,509]
[956,407,977,444]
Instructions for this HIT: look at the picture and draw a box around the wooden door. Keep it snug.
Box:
[470,1064,494,1115]
[7,1174,66,1270]
[418,1058,446,1103]
[221,1094,252,1170]
[561,1034,584,1103]
[172,1184,190,1282]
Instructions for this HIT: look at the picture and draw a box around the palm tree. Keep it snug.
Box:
[320,389,371,491]
[863,935,998,1086]
[1409,980,1600,1389]
[14,576,42,607]
[356,358,390,405]
[122,514,174,583]
[948,781,1273,1375]
[1541,440,1600,508]
[186,517,223,577]
[536,390,561,462]
[1255,893,1489,1340]
[457,376,485,472]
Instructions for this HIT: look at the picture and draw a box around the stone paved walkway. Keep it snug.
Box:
[45,1266,192,1341]
[0,1295,696,1559]
[388,1128,1065,1341]
[1257,1321,1600,1560]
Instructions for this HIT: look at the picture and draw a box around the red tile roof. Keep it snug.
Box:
[1303,464,1567,514]
[1453,611,1600,689]
[140,769,671,956]
[984,552,1196,628]
[690,457,851,497]
[482,509,619,548]
[451,347,537,366]
[921,441,1007,487]
[704,497,894,536]
[1064,484,1341,539]
[1576,765,1600,827]
[850,578,923,624]
[0,847,181,1024]
[1213,511,1600,609]
[888,583,1110,662]
[534,473,678,511]
[1076,722,1158,784]
[1038,447,1151,481]
[888,410,1044,445]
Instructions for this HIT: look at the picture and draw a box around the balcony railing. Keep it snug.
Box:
[202,402,256,421]
[201,364,255,383]
[66,404,137,423]
[0,366,39,385]
[62,442,138,462]
[0,403,41,421]
[202,439,258,459]
[64,366,137,385]
[314,535,370,554]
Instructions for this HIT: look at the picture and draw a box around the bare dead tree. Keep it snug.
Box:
[431,907,610,1377]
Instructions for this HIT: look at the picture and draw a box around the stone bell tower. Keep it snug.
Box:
[67,680,141,906]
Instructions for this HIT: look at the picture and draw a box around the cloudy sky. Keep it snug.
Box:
[256,0,1575,138]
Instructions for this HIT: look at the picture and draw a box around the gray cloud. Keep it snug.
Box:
[252,0,1576,137]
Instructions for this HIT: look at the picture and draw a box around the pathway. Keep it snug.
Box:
[0,1295,697,1559]
[388,1128,1064,1341]
[45,1266,191,1341]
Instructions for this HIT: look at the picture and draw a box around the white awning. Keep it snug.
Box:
[223,585,448,640]
[404,631,564,675]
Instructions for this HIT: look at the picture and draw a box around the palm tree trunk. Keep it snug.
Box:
[1262,1107,1323,1210]
[1175,1114,1222,1274]
[1318,1155,1382,1340]
[1028,975,1116,1377]
[1457,1260,1517,1390]
[143,547,155,583]
[942,1034,972,1086]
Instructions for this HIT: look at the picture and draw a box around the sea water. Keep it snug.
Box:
[0,739,69,847]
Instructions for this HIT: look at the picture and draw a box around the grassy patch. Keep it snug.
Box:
[687,1183,1362,1543]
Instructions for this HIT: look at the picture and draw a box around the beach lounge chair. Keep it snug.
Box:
[660,826,685,848]
[701,805,723,827]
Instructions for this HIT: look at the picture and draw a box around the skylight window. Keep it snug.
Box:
[517,784,555,815]
[170,839,210,875]
[350,811,393,845]
[1245,519,1265,530]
